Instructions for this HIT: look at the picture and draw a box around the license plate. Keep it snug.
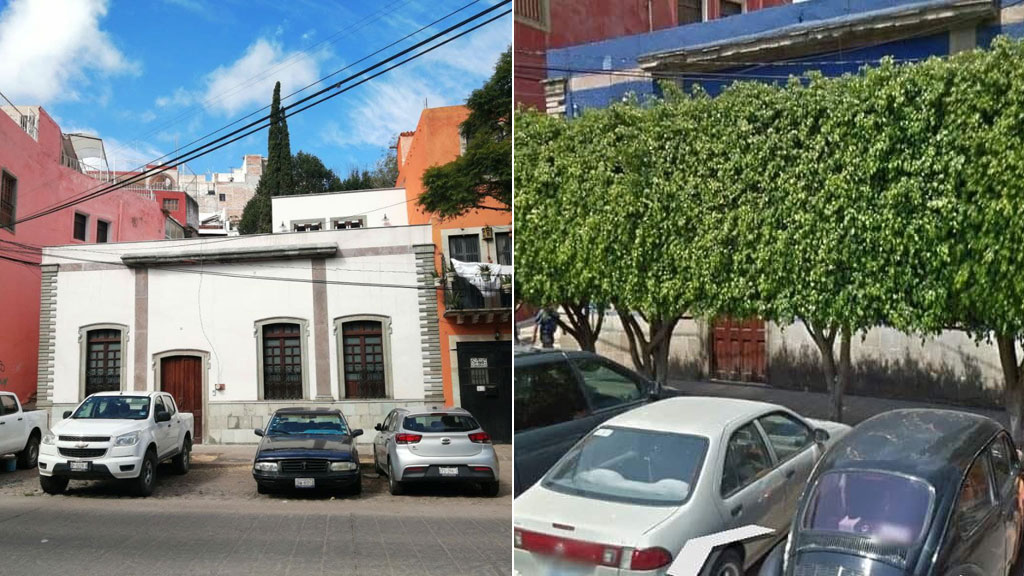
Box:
[69,461,89,472]
[294,478,315,488]
[438,466,459,477]
[543,560,592,576]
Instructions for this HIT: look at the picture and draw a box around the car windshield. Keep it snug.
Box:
[266,413,349,436]
[72,396,150,420]
[542,427,708,506]
[803,471,934,546]
[403,414,479,433]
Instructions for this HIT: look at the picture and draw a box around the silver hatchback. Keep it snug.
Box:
[373,407,500,496]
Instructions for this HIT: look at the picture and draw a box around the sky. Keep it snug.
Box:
[0,0,511,177]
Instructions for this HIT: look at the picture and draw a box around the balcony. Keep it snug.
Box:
[442,276,513,325]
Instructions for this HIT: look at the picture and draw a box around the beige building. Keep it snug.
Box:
[181,154,265,231]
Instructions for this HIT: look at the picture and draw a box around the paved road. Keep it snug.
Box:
[0,498,511,576]
[0,444,513,575]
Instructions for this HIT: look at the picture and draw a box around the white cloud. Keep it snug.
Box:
[0,0,137,103]
[197,38,321,117]
[155,87,195,108]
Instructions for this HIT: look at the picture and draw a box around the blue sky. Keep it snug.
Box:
[0,0,510,177]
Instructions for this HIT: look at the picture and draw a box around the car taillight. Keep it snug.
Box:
[395,433,422,444]
[630,547,673,570]
[468,432,491,444]
[514,528,621,567]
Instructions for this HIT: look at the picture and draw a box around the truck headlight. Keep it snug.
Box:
[329,461,358,472]
[114,431,140,447]
[254,461,279,472]
[42,433,55,445]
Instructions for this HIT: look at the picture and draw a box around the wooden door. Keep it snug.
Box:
[161,356,203,443]
[711,318,767,383]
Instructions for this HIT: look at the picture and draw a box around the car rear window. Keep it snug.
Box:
[403,414,479,433]
[803,471,933,545]
[542,427,708,506]
[267,413,349,436]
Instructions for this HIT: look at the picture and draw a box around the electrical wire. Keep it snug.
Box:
[7,0,509,226]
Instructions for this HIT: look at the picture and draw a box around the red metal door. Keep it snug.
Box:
[711,318,767,382]
[161,356,203,443]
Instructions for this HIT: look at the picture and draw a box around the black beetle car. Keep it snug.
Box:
[252,407,363,495]
[760,409,1023,576]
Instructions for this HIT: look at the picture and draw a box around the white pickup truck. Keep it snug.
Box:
[38,391,194,496]
[0,391,47,469]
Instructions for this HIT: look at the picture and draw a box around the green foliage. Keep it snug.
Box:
[420,47,511,218]
[515,37,1024,423]
[292,151,342,195]
[240,81,293,234]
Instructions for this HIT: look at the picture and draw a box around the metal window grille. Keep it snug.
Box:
[342,321,386,398]
[262,323,304,400]
[73,213,88,241]
[0,172,15,229]
[85,329,121,396]
[448,234,481,263]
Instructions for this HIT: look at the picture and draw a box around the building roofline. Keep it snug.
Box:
[270,186,405,200]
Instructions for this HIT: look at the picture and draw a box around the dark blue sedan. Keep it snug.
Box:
[252,408,363,495]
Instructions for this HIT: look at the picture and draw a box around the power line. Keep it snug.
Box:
[8,0,509,227]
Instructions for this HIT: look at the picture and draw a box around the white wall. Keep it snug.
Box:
[271,188,409,231]
[44,226,432,407]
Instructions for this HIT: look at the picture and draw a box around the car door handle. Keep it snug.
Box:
[731,504,743,517]
[785,469,796,479]
[17,417,22,421]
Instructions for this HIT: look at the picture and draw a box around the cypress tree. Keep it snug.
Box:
[239,81,293,234]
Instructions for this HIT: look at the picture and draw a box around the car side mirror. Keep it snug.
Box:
[254,428,264,437]
[155,410,171,423]
[814,428,830,445]
[63,410,72,419]
[351,429,364,438]
[374,423,382,431]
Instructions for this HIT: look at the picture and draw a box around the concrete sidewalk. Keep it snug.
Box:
[667,379,1009,426]
[191,443,512,467]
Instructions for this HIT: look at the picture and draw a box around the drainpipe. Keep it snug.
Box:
[648,0,654,31]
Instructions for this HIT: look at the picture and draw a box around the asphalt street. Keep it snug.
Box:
[0,444,513,576]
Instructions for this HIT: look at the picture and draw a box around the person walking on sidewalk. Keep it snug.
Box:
[532,307,559,348]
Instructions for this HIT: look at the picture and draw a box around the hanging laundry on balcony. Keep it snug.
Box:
[450,259,512,295]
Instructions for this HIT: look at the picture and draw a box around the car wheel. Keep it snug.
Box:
[350,476,363,496]
[134,450,157,497]
[16,434,40,469]
[387,460,404,496]
[39,475,68,495]
[171,439,191,475]
[481,481,499,497]
[708,548,743,576]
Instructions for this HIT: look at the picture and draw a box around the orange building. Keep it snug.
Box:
[397,105,512,443]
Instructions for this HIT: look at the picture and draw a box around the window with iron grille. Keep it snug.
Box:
[85,329,122,396]
[262,323,304,400]
[0,171,16,230]
[96,220,109,243]
[448,233,481,263]
[332,218,364,229]
[342,321,386,398]
[496,232,512,266]
[219,193,226,201]
[73,213,88,241]
[163,198,179,212]
[678,0,702,24]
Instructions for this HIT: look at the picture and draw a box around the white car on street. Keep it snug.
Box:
[0,391,47,469]
[513,396,849,576]
[38,391,194,496]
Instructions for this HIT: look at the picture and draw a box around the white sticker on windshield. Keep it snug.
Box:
[593,428,613,437]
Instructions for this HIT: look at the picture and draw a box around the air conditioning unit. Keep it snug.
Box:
[481,226,494,241]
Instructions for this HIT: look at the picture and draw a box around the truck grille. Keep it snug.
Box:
[280,459,329,473]
[59,436,110,443]
[59,448,106,458]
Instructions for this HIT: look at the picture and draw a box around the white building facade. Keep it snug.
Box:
[36,226,443,445]
[271,187,409,232]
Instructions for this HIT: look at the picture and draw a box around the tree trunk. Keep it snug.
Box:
[557,301,604,352]
[836,326,852,424]
[618,310,680,385]
[996,333,1024,446]
[804,321,843,421]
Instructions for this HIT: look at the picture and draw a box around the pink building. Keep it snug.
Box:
[0,105,170,404]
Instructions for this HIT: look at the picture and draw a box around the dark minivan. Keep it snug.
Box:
[513,349,661,496]
[760,409,1024,576]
